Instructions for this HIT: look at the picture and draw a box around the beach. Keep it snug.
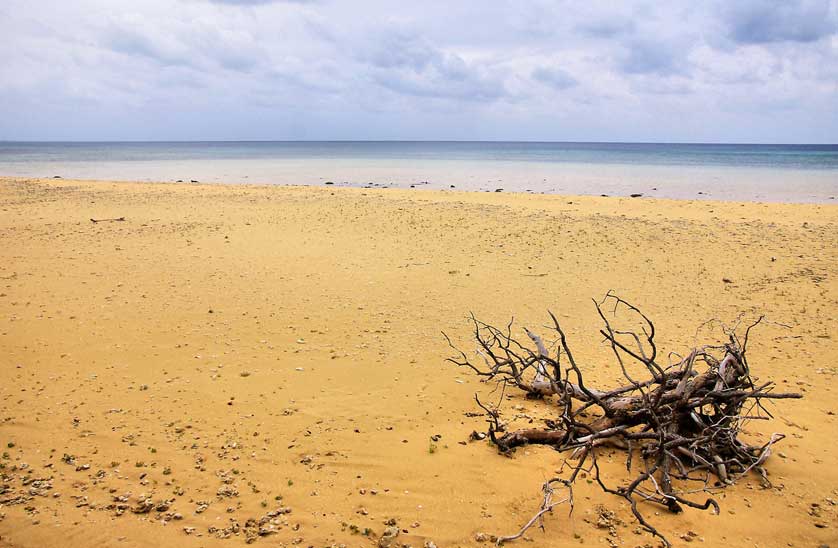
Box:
[0,176,836,547]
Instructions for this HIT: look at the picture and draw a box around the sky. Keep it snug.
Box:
[0,0,836,143]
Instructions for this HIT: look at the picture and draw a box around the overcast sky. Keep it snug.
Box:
[1,0,836,142]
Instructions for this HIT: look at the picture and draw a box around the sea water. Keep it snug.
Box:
[0,141,836,202]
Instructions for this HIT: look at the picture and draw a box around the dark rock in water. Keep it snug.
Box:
[176,179,183,182]
[324,181,334,185]
[190,179,198,183]
[630,193,643,198]
[601,194,609,197]
[409,185,415,188]
[494,188,503,192]
[450,185,455,188]
[53,175,62,179]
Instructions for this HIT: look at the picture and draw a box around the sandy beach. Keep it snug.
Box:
[0,176,836,547]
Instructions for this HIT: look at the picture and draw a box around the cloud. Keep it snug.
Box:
[205,0,313,4]
[531,66,578,89]
[618,38,687,75]
[0,0,835,141]
[723,0,837,44]
[100,11,263,72]
[361,30,507,101]
[577,17,635,38]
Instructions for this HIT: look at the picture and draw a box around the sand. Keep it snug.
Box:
[0,176,835,547]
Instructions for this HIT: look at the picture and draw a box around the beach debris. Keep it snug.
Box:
[217,484,239,498]
[445,292,802,547]
[378,525,400,548]
[131,497,155,514]
[90,217,126,223]
[630,193,643,198]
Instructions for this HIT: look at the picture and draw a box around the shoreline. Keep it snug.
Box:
[2,140,836,204]
[1,176,836,547]
[3,174,837,206]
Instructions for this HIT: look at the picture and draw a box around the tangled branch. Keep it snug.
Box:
[444,293,801,547]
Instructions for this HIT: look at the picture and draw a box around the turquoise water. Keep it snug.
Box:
[1,141,836,202]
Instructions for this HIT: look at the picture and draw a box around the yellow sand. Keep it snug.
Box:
[0,177,836,547]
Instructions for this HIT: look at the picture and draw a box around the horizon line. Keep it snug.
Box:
[1,139,837,146]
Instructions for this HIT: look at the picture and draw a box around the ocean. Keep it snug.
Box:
[1,141,836,202]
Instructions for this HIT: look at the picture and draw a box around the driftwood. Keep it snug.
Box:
[445,292,801,547]
[90,217,125,223]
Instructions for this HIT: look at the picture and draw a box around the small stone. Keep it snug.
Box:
[131,498,154,514]
[378,526,399,548]
[469,431,487,441]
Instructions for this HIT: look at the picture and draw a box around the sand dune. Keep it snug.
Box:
[0,177,836,547]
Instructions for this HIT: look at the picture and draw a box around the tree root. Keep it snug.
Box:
[445,292,801,547]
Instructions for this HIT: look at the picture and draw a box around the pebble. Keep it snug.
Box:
[378,526,399,548]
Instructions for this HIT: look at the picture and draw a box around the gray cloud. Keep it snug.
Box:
[532,67,578,89]
[724,0,837,44]
[360,29,507,101]
[618,38,687,75]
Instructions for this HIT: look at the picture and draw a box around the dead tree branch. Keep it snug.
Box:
[90,217,125,223]
[445,293,801,547]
